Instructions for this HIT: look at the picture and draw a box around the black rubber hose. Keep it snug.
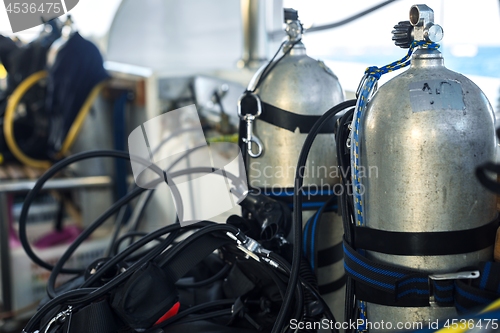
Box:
[47,166,243,298]
[36,230,175,331]
[249,39,300,93]
[148,299,235,330]
[63,221,215,294]
[269,0,398,38]
[307,0,398,33]
[73,232,180,302]
[106,144,208,256]
[272,99,356,333]
[112,231,153,255]
[74,226,242,305]
[267,252,338,333]
[38,222,231,332]
[176,264,231,288]
[299,258,321,333]
[18,150,164,274]
[82,229,180,289]
[155,223,243,267]
[24,288,97,333]
[46,185,150,297]
[173,309,233,324]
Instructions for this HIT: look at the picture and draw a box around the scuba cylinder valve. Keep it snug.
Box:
[348,4,497,331]
[239,7,346,322]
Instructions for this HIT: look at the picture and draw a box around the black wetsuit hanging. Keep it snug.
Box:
[45,32,109,159]
[0,21,61,162]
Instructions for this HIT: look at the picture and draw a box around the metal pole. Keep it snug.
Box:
[0,192,13,316]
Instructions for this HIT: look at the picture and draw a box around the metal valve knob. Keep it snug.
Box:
[392,21,413,49]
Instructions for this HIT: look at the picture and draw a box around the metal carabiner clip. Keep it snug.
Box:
[44,306,73,333]
[244,130,263,158]
[238,93,264,158]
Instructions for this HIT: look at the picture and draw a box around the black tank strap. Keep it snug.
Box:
[259,102,336,134]
[344,238,500,311]
[353,217,499,256]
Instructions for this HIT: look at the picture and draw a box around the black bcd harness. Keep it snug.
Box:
[37,228,315,333]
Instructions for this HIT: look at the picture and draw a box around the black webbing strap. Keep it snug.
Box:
[259,102,336,134]
[353,217,499,256]
[345,240,500,310]
[431,279,454,306]
[63,300,127,333]
[222,263,256,299]
[318,274,347,294]
[454,262,500,312]
[343,240,431,307]
[318,242,343,268]
[317,242,346,294]
[165,234,232,281]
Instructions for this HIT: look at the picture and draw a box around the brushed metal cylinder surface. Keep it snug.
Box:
[366,304,454,332]
[358,49,496,331]
[247,46,345,190]
[317,212,345,322]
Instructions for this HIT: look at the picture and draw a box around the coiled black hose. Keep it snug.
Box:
[299,258,321,333]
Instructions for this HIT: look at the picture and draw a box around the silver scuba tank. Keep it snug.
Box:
[355,5,497,330]
[242,8,346,322]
